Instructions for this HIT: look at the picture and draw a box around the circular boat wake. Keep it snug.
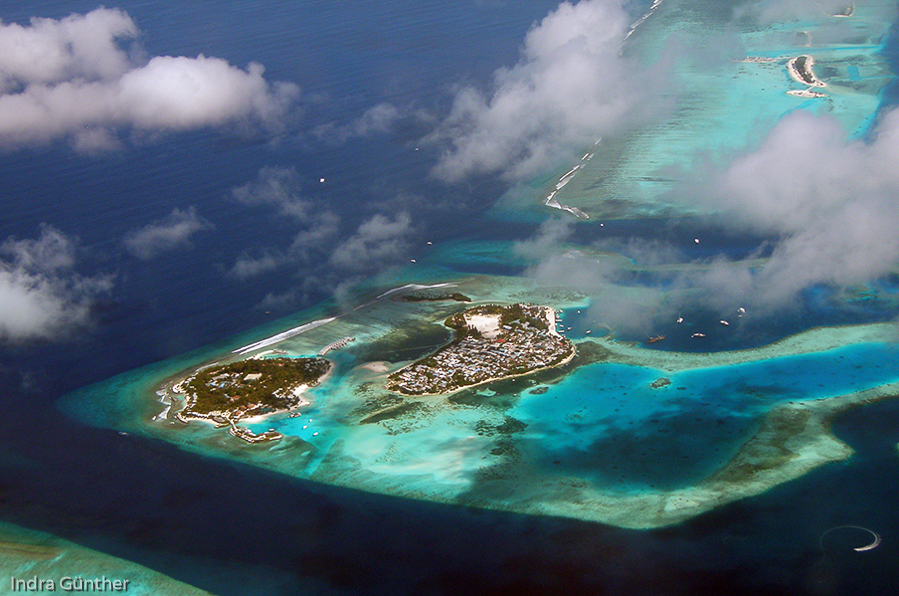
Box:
[819,525,881,555]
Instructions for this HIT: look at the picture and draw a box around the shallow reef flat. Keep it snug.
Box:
[0,522,213,595]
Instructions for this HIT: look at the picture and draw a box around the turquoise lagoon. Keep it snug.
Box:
[62,268,899,529]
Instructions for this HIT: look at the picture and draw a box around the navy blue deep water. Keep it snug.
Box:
[2,1,899,595]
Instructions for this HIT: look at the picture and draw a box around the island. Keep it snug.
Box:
[171,356,330,442]
[787,54,825,87]
[386,303,574,395]
[398,291,471,303]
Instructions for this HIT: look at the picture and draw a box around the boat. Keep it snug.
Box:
[647,335,665,343]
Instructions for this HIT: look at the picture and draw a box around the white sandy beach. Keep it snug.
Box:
[788,54,826,87]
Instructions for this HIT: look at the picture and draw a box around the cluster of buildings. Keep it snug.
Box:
[388,307,573,395]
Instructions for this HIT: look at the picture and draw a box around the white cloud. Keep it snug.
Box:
[0,8,300,150]
[227,250,282,281]
[528,248,667,335]
[678,106,899,308]
[513,217,574,261]
[225,167,341,280]
[231,166,310,220]
[0,8,137,91]
[314,103,402,143]
[124,206,212,260]
[431,0,659,181]
[290,212,341,253]
[0,226,111,341]
[329,212,414,271]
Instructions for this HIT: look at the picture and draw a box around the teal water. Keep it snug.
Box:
[122,309,899,504]
[510,341,899,490]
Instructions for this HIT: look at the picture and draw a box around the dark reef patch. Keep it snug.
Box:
[359,402,424,425]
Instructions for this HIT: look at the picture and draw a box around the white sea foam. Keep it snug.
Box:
[234,284,457,356]
[373,282,455,301]
[624,0,666,42]
[154,404,171,421]
[233,317,337,355]
[543,138,600,218]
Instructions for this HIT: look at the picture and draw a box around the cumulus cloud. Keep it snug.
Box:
[431,0,660,181]
[681,106,899,308]
[0,226,111,341]
[521,106,899,319]
[314,103,402,143]
[290,212,341,253]
[0,8,137,91]
[225,167,341,280]
[513,217,573,261]
[329,212,414,271]
[529,248,668,334]
[231,166,311,220]
[0,8,300,150]
[124,206,212,260]
[227,250,282,281]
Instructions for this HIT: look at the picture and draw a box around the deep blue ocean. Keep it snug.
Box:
[3,1,899,594]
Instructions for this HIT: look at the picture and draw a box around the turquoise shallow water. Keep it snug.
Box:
[510,341,899,490]
[55,0,899,532]
[73,301,899,511]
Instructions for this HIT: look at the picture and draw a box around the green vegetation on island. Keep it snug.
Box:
[399,291,471,303]
[175,357,330,422]
[387,303,574,395]
[793,55,813,84]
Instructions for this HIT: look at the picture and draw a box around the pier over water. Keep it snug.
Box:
[319,336,356,356]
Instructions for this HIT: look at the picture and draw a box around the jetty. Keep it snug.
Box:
[319,336,355,356]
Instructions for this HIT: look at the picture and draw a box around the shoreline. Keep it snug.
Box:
[787,54,826,87]
[385,304,576,397]
[96,275,899,529]
[169,360,335,430]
